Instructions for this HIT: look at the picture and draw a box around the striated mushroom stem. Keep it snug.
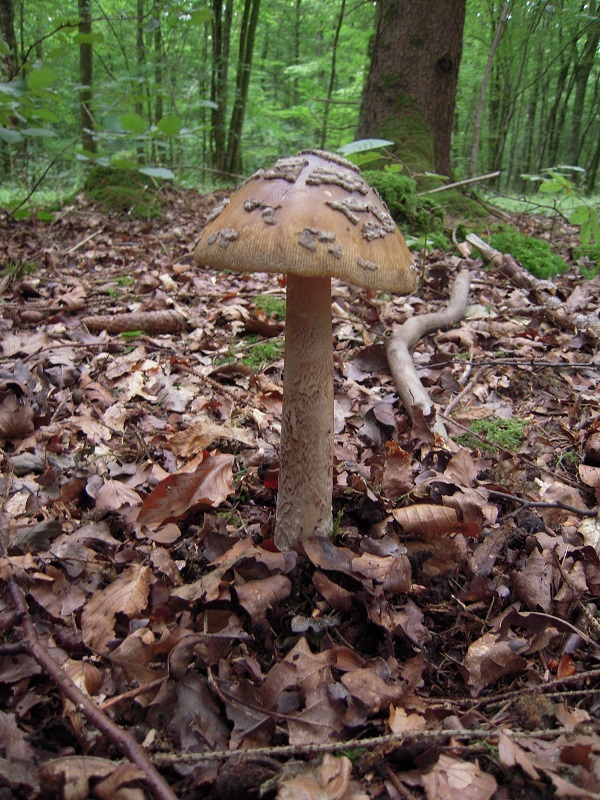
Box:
[274,274,334,549]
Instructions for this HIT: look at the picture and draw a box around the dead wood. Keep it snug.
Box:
[466,233,600,342]
[82,309,187,334]
[6,577,178,800]
[385,268,471,439]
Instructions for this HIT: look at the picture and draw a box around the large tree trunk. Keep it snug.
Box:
[78,0,96,154]
[357,0,466,178]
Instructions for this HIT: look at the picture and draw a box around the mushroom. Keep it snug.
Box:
[194,150,417,550]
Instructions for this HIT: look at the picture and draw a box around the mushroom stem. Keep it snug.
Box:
[274,274,334,550]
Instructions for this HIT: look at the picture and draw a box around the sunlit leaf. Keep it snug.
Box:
[138,166,174,180]
[156,114,182,135]
[27,65,58,90]
[338,138,394,155]
[119,111,148,134]
[0,127,23,143]
[189,9,212,24]
[21,127,57,138]
[73,32,105,44]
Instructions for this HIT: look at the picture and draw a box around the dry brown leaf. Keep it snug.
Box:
[388,705,427,734]
[235,574,292,619]
[137,452,234,527]
[81,564,153,653]
[169,421,254,455]
[421,754,497,800]
[461,630,527,696]
[341,668,407,713]
[277,755,368,800]
[392,504,460,539]
[498,731,540,780]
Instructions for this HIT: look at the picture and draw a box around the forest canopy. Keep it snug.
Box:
[0,0,598,206]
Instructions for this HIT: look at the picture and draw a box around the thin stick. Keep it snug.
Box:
[418,172,500,195]
[6,578,178,800]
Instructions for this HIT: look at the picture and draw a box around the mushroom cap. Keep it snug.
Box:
[194,149,418,294]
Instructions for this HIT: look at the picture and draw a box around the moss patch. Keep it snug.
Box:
[83,167,162,219]
[456,417,528,455]
[574,243,600,278]
[490,228,567,279]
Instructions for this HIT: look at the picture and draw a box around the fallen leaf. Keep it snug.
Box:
[137,453,234,527]
[422,754,497,800]
[81,564,153,653]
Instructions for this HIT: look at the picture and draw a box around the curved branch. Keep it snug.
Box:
[385,268,471,439]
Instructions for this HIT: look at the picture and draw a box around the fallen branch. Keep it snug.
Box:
[6,577,178,800]
[466,233,600,342]
[82,309,187,334]
[385,269,471,439]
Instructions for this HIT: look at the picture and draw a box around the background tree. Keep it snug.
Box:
[358,0,466,178]
[78,0,96,155]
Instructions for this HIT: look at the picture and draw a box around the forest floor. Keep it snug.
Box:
[0,186,599,800]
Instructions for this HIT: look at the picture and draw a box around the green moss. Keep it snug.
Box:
[574,243,600,278]
[455,417,528,455]
[254,294,286,320]
[363,169,447,246]
[242,339,284,371]
[83,166,162,219]
[490,229,567,279]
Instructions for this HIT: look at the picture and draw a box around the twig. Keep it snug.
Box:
[418,171,500,196]
[487,489,598,519]
[64,230,102,255]
[99,677,165,710]
[385,269,471,438]
[5,578,178,800]
[150,724,598,766]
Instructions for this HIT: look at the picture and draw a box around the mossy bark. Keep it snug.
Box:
[358,0,466,179]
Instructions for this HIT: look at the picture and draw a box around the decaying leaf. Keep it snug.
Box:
[421,754,497,800]
[81,564,153,653]
[137,452,235,527]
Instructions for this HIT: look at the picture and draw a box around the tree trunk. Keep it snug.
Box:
[78,0,96,154]
[569,0,599,167]
[468,0,508,179]
[210,0,233,173]
[135,0,147,162]
[319,0,346,148]
[224,0,261,176]
[0,0,18,79]
[357,0,466,178]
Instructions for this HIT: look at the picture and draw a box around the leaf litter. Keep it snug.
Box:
[0,191,599,799]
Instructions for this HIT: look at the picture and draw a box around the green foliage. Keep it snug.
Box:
[489,229,567,279]
[456,417,528,455]
[362,169,446,246]
[523,168,599,245]
[83,166,162,218]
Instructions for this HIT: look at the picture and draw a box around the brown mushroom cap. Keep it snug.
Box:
[194,149,417,294]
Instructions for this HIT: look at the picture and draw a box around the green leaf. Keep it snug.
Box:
[30,107,60,123]
[37,210,55,221]
[120,112,148,134]
[73,32,105,44]
[21,127,57,138]
[0,127,23,144]
[338,139,394,155]
[138,166,174,180]
[27,65,58,90]
[0,39,11,56]
[538,179,563,193]
[157,114,182,135]
[189,9,212,25]
[569,205,590,225]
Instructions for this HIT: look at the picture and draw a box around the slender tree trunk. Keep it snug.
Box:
[135,0,146,162]
[210,0,233,172]
[319,0,346,149]
[78,0,96,154]
[152,1,163,125]
[468,0,508,179]
[0,0,18,79]
[225,0,261,175]
[357,0,466,178]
